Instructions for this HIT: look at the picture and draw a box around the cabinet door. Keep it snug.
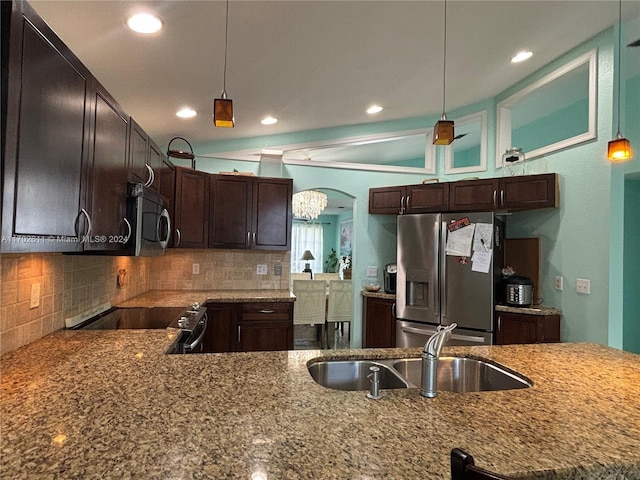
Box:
[449,179,499,212]
[84,82,129,251]
[237,302,293,352]
[496,313,538,344]
[499,173,558,210]
[174,167,209,248]
[252,177,292,250]
[204,303,237,353]
[1,2,90,252]
[363,296,396,348]
[369,186,405,214]
[209,175,252,249]
[405,183,449,213]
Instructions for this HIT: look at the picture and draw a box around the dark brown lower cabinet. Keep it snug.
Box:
[204,301,293,353]
[495,312,560,345]
[363,296,396,348]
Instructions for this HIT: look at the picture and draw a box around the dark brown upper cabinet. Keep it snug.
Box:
[370,173,558,216]
[369,183,449,215]
[2,1,91,252]
[210,175,292,250]
[173,167,210,249]
[128,117,162,189]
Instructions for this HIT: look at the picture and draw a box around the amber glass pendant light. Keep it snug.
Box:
[607,0,633,161]
[213,0,234,128]
[433,0,454,145]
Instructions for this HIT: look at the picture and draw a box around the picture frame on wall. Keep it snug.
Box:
[339,220,353,257]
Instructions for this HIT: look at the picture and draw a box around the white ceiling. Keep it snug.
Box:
[29,0,640,156]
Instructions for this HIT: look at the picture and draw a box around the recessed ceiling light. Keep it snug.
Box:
[511,51,533,63]
[176,108,196,118]
[367,105,383,114]
[261,116,278,125]
[126,13,163,34]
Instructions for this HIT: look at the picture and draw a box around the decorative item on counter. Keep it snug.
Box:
[501,266,515,278]
[362,278,381,292]
[166,137,195,169]
[340,251,352,280]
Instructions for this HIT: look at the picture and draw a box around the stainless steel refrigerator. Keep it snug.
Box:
[395,212,504,347]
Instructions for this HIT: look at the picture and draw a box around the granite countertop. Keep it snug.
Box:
[2,333,640,479]
[495,304,562,316]
[361,289,396,300]
[116,289,296,308]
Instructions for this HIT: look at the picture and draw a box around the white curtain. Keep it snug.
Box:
[291,223,324,274]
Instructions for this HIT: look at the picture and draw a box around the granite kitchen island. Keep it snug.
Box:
[1,330,639,479]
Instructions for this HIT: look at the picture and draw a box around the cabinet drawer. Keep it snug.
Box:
[241,302,293,321]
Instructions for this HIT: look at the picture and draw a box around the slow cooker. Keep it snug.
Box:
[504,276,534,307]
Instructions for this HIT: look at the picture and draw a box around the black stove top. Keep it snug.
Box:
[73,306,185,330]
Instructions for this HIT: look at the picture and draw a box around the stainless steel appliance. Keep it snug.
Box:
[395,212,504,347]
[68,303,208,354]
[125,183,171,256]
[505,276,534,306]
[384,263,397,294]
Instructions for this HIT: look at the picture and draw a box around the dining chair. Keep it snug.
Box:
[292,280,328,347]
[450,448,515,480]
[313,272,340,293]
[326,280,353,347]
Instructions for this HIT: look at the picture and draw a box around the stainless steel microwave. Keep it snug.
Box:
[125,183,171,256]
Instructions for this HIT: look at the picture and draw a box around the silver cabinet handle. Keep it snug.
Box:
[247,231,251,245]
[123,218,132,243]
[80,208,92,237]
[500,189,505,207]
[497,315,502,332]
[259,309,275,314]
[158,208,171,249]
[406,195,410,211]
[143,164,155,187]
[252,232,256,245]
[237,325,241,344]
[175,228,181,247]
[493,190,498,209]
[392,303,396,318]
[399,196,405,214]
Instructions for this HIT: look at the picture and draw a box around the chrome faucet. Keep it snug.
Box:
[420,323,457,398]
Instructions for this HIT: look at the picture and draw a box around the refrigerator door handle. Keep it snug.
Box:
[433,220,440,318]
[400,325,439,337]
[449,332,488,344]
[440,220,448,319]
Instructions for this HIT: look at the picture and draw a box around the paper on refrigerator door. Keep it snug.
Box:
[473,223,493,252]
[471,249,493,273]
[445,223,475,256]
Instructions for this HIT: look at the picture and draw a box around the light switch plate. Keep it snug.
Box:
[576,278,590,294]
[274,263,282,276]
[554,276,563,291]
[192,263,200,275]
[366,266,378,277]
[256,264,268,275]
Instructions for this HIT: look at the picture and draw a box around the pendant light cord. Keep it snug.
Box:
[222,0,229,95]
[441,0,447,117]
[615,0,622,136]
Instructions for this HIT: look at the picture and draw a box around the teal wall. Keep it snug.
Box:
[188,19,640,350]
[453,145,481,169]
[319,214,338,272]
[623,179,640,353]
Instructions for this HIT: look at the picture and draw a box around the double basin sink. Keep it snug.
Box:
[308,356,532,393]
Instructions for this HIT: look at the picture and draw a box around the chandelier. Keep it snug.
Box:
[292,190,328,220]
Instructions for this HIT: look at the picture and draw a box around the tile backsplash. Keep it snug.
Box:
[0,253,149,356]
[149,249,290,291]
[0,249,290,355]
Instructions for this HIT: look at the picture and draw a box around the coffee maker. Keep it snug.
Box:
[384,263,397,294]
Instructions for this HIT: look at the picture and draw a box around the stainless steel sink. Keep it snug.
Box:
[392,356,532,393]
[308,360,410,391]
[307,356,532,393]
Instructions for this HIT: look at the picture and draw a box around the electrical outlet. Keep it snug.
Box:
[367,266,378,277]
[30,283,40,309]
[256,264,267,275]
[274,262,282,276]
[554,276,563,291]
[192,263,200,275]
[576,278,590,294]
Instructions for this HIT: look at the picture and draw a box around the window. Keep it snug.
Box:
[291,223,324,273]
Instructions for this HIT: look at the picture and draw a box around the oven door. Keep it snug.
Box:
[167,311,208,354]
